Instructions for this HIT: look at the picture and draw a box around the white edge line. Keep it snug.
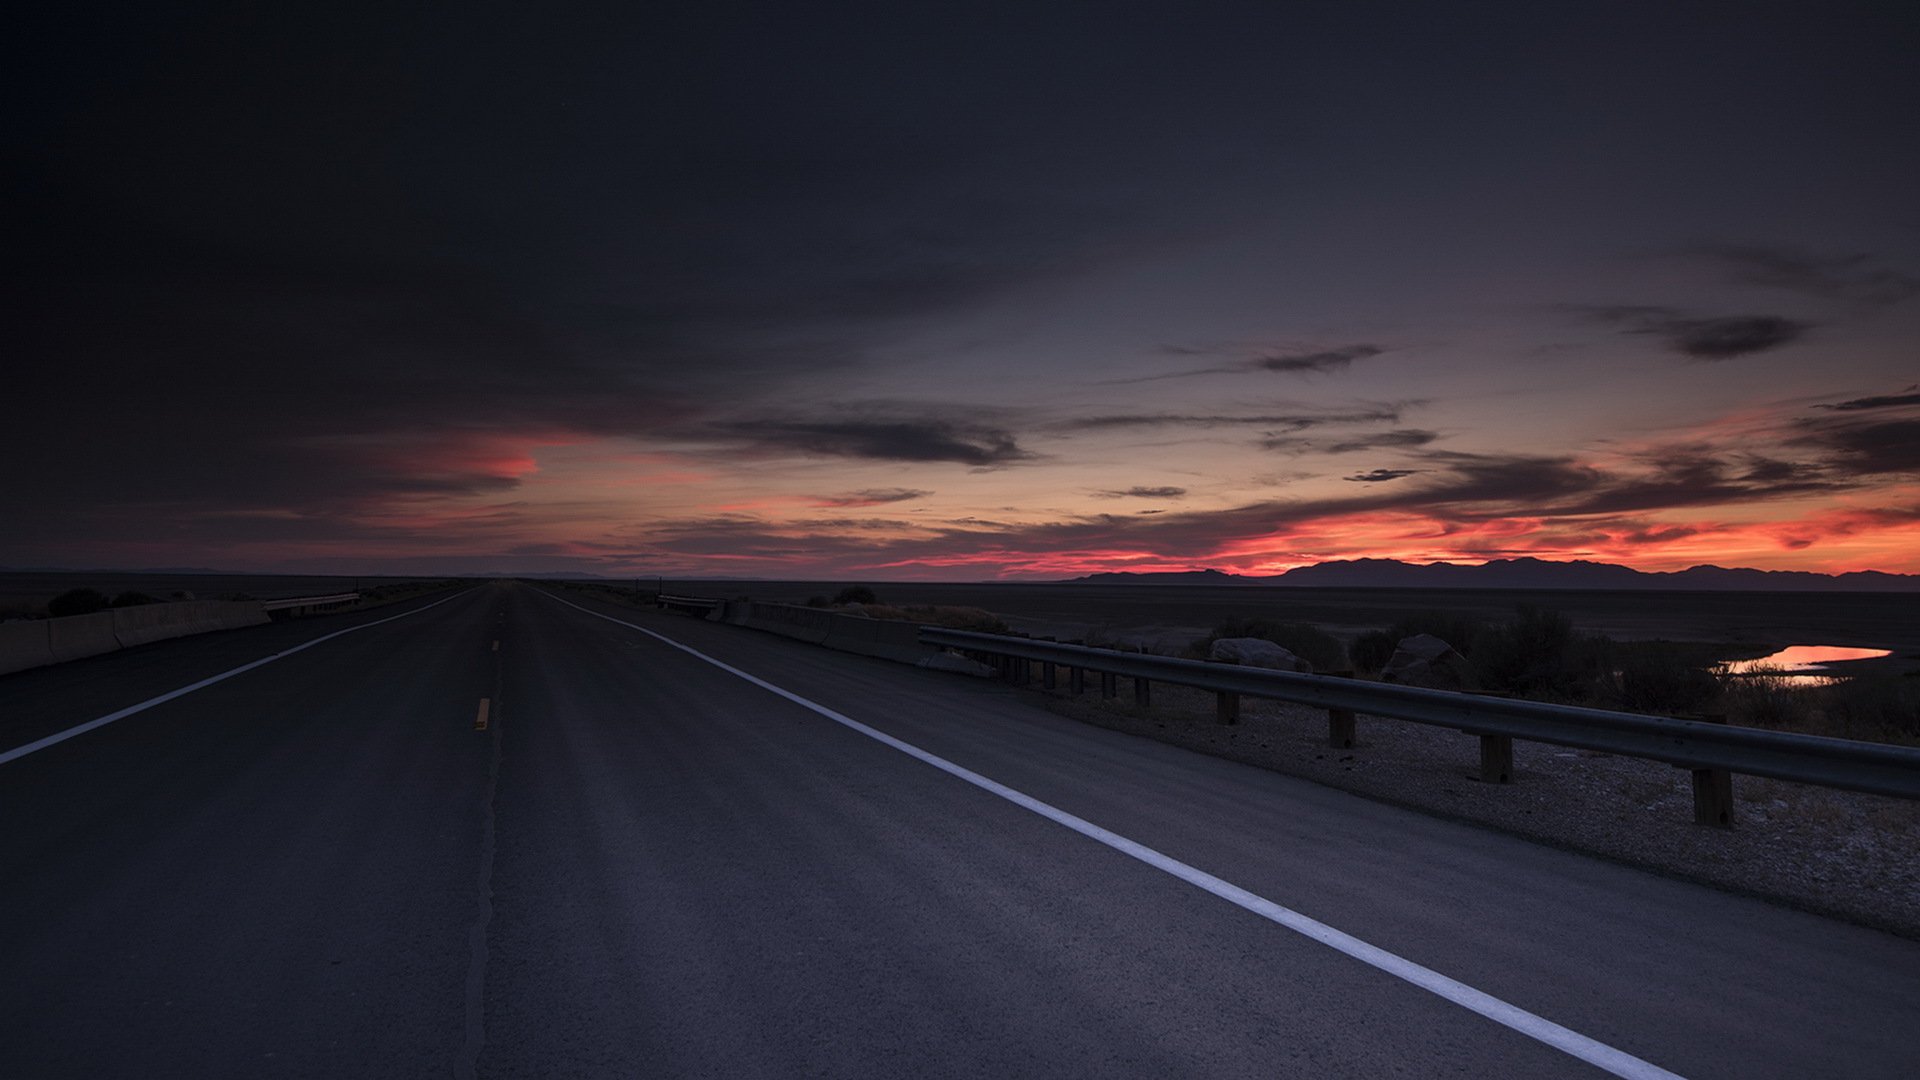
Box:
[540,588,1687,1080]
[0,589,477,767]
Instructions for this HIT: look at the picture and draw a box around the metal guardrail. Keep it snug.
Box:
[919,627,1920,820]
[658,594,722,614]
[260,592,360,612]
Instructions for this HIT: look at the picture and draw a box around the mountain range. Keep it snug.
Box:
[1067,557,1920,591]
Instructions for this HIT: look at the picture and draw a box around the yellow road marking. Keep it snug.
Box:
[474,698,490,731]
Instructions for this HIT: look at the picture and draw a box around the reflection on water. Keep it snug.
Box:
[1718,644,1891,685]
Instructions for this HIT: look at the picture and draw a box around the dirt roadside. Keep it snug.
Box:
[1041,683,1920,940]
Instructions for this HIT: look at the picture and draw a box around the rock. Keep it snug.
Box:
[1209,637,1314,672]
[1380,633,1471,688]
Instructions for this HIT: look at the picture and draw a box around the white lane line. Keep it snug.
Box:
[0,590,477,767]
[540,589,1685,1080]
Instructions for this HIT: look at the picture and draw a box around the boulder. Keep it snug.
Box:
[1380,633,1471,688]
[1209,637,1313,672]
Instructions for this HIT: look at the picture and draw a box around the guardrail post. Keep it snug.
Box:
[1069,666,1086,695]
[1217,691,1239,725]
[1464,690,1513,783]
[1042,661,1057,690]
[1100,672,1117,698]
[1323,671,1356,748]
[1329,708,1356,749]
[1688,714,1734,827]
[1479,735,1513,784]
[1133,676,1151,706]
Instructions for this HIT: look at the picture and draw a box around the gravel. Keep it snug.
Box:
[1040,681,1920,939]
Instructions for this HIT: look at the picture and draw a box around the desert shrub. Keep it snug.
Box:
[1189,617,1347,671]
[851,603,910,620]
[1349,629,1397,672]
[848,603,1009,634]
[1613,643,1721,714]
[832,585,878,605]
[905,605,1008,634]
[1819,675,1920,741]
[1470,605,1577,695]
[110,591,160,608]
[1718,670,1817,730]
[48,588,111,617]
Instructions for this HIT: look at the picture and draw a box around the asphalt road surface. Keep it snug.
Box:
[3,581,1915,1078]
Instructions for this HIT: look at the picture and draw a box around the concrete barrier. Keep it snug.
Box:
[820,614,938,664]
[740,603,837,644]
[110,600,269,647]
[0,620,55,676]
[47,612,122,664]
[205,600,270,632]
[112,603,195,647]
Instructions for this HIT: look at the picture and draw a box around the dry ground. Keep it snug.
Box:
[1040,681,1920,939]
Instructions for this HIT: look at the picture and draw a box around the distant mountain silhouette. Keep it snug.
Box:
[1069,557,1920,591]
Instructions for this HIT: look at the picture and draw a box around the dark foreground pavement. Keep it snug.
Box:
[2,581,1915,1078]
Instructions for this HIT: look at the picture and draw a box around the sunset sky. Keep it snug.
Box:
[8,2,1918,579]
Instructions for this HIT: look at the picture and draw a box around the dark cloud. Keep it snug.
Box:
[1790,418,1920,476]
[1817,390,1920,412]
[1095,486,1188,499]
[1694,244,1920,307]
[706,417,1032,467]
[1263,429,1440,454]
[1103,343,1385,384]
[600,438,1880,574]
[813,488,932,507]
[1660,316,1810,359]
[1062,407,1403,432]
[1346,469,1419,482]
[3,7,1258,541]
[1583,306,1812,360]
[1252,345,1385,374]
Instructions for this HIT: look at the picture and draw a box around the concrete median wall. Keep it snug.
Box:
[738,603,837,644]
[48,612,122,664]
[0,621,56,676]
[111,603,195,647]
[819,614,937,664]
[0,600,275,677]
[111,600,268,647]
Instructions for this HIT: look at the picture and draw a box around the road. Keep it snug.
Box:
[2,581,1915,1078]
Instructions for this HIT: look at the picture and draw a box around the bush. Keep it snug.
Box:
[110,591,160,608]
[832,585,878,605]
[1818,675,1920,741]
[47,588,111,617]
[1190,617,1348,671]
[1719,670,1816,730]
[1349,629,1397,672]
[1613,644,1720,714]
[1470,605,1577,695]
[805,595,830,608]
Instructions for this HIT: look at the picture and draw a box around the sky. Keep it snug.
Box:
[7,1,1918,579]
